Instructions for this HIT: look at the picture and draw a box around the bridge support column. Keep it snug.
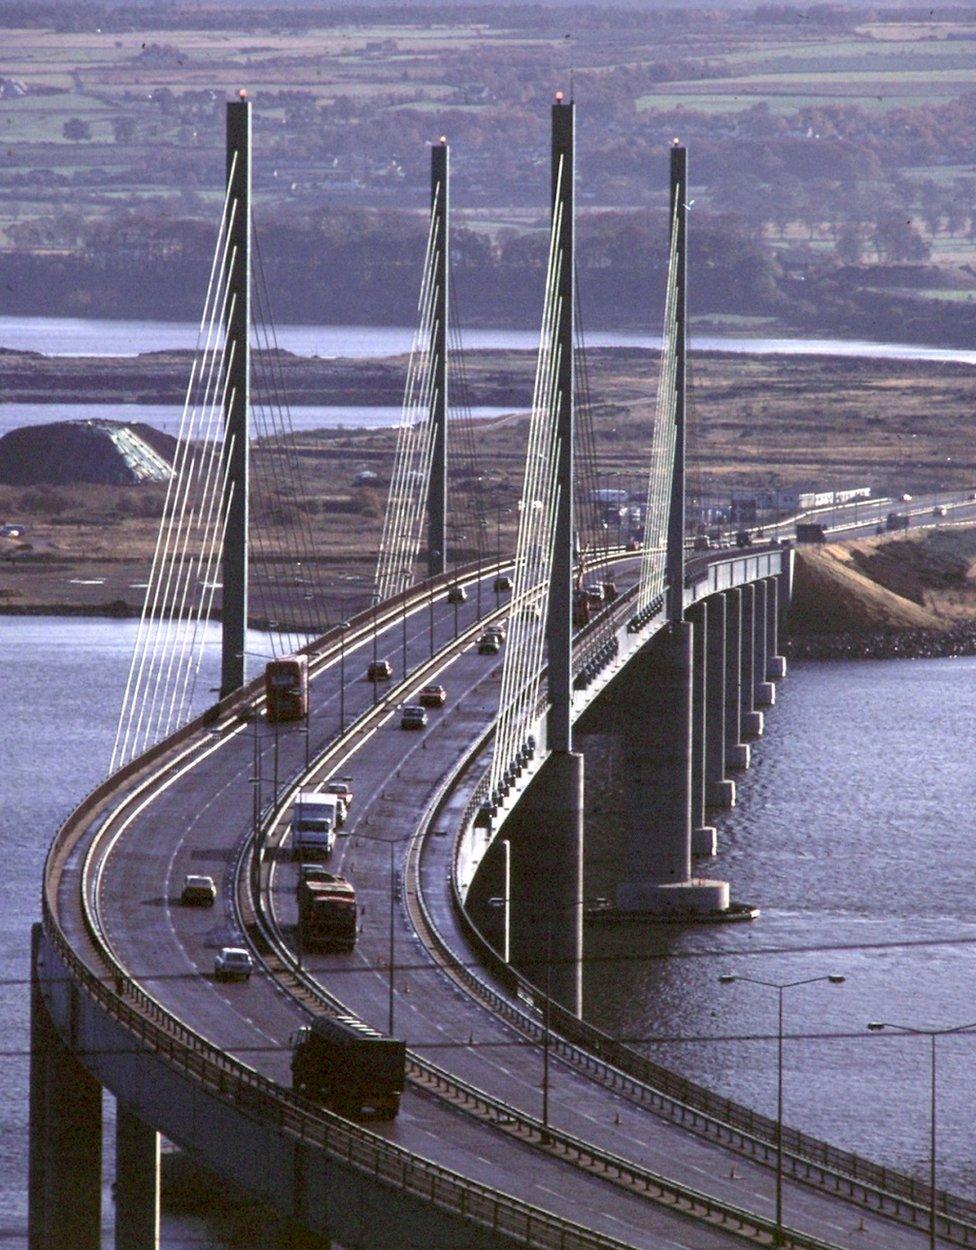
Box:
[739,584,764,739]
[614,623,728,916]
[724,588,750,771]
[688,603,716,857]
[29,925,103,1250]
[753,580,775,707]
[115,1104,160,1250]
[704,594,735,809]
[508,751,583,1015]
[767,572,788,680]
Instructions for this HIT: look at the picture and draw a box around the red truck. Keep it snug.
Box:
[297,871,357,952]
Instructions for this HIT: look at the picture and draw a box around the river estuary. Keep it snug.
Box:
[4,619,976,1244]
[4,317,976,1244]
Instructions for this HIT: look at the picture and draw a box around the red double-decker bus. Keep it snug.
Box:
[264,654,308,722]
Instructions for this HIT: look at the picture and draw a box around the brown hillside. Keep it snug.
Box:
[792,543,942,635]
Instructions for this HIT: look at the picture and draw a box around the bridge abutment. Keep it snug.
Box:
[723,588,750,771]
[508,750,584,1015]
[613,623,728,915]
[688,602,717,857]
[739,583,764,740]
[753,579,775,707]
[703,593,735,809]
[29,924,103,1250]
[768,571,788,680]
[115,1104,160,1250]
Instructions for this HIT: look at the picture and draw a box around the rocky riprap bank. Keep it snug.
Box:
[791,623,976,661]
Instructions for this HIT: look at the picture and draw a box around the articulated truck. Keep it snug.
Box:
[291,1013,405,1120]
[297,870,357,951]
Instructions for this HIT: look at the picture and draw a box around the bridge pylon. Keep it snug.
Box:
[613,143,730,917]
[427,138,448,578]
[507,93,584,1017]
[220,92,251,697]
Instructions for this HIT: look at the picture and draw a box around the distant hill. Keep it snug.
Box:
[0,420,176,486]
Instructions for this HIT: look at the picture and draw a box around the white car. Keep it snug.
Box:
[214,947,254,982]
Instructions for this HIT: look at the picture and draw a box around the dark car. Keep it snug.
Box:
[367,659,392,682]
[180,874,217,907]
[446,585,467,604]
[477,633,501,655]
[735,530,752,548]
[418,684,447,708]
[493,574,513,592]
[400,704,428,729]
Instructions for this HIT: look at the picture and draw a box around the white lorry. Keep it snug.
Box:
[290,791,341,860]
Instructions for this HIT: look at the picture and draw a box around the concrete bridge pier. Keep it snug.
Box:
[739,584,764,740]
[704,594,735,810]
[115,1104,160,1250]
[613,623,728,916]
[723,588,750,771]
[507,751,584,1015]
[29,925,102,1250]
[688,602,717,856]
[767,572,788,681]
[753,579,775,708]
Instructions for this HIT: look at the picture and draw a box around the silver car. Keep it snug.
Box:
[214,947,254,982]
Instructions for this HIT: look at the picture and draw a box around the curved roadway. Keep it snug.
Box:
[60,560,959,1249]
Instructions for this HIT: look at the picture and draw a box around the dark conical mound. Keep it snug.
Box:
[0,420,176,486]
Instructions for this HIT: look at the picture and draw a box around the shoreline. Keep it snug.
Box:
[790,622,976,662]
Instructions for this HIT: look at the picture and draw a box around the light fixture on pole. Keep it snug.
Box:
[867,1018,976,1250]
[719,972,845,1246]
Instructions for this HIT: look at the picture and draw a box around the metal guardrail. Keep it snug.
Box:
[244,674,850,1250]
[42,571,652,1250]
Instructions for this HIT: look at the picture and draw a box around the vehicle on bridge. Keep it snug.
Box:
[324,779,353,808]
[886,511,910,531]
[180,874,216,907]
[291,1014,405,1120]
[367,658,392,682]
[933,505,947,517]
[493,574,513,592]
[400,704,428,729]
[418,683,447,708]
[214,947,253,982]
[735,530,753,548]
[446,584,467,604]
[290,791,342,859]
[477,632,501,654]
[297,872,357,951]
[795,523,828,544]
[264,655,308,723]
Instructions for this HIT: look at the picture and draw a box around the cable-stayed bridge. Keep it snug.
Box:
[29,93,963,1250]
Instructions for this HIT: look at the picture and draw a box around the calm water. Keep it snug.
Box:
[0,401,524,438]
[587,656,976,1198]
[3,313,976,365]
[1,619,278,1248]
[6,626,976,1242]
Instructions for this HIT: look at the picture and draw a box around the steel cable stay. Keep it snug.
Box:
[492,257,561,790]
[150,296,244,745]
[490,161,566,796]
[251,224,332,643]
[110,155,239,771]
[250,286,318,652]
[118,234,236,762]
[636,203,680,622]
[374,198,441,604]
[124,217,237,760]
[446,272,489,578]
[113,194,238,770]
[130,286,236,760]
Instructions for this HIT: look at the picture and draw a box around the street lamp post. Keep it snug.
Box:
[429,551,439,658]
[867,1019,976,1250]
[354,830,412,1037]
[720,972,845,1244]
[338,620,350,736]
